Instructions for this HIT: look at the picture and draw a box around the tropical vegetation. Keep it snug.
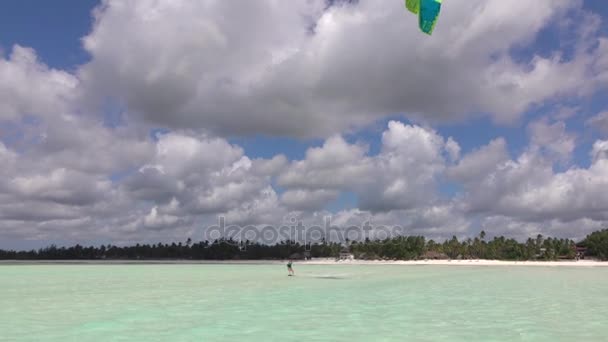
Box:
[1,229,607,261]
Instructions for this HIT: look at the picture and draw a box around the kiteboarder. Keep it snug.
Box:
[287,259,295,276]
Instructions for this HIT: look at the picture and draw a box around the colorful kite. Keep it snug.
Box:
[405,0,442,35]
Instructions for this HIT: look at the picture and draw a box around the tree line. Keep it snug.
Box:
[1,229,607,261]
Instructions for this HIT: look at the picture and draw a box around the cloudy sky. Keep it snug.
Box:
[1,0,608,249]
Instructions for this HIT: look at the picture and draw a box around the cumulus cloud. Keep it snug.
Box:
[281,189,340,211]
[278,121,450,212]
[278,135,371,190]
[452,136,608,223]
[0,127,287,243]
[2,115,608,245]
[587,111,608,135]
[2,0,608,247]
[9,168,111,206]
[77,0,608,137]
[122,132,286,228]
[591,140,608,163]
[445,137,461,162]
[0,45,78,121]
[22,116,153,175]
[296,203,471,242]
[447,138,510,184]
[0,142,17,175]
[527,118,576,162]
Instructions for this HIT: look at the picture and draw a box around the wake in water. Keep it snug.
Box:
[300,273,351,279]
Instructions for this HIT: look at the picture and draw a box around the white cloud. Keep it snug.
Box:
[454,137,608,223]
[123,132,286,227]
[2,0,608,247]
[591,140,608,163]
[300,203,471,241]
[22,116,153,175]
[0,45,78,121]
[279,121,449,211]
[278,135,371,189]
[9,168,111,206]
[587,111,608,135]
[445,137,461,162]
[0,142,17,175]
[281,189,340,211]
[593,38,608,84]
[1,116,608,244]
[527,118,576,162]
[447,138,510,184]
[141,206,184,231]
[77,0,607,137]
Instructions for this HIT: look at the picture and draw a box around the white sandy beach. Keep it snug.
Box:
[299,258,608,267]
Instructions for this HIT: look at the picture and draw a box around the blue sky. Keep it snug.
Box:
[0,0,98,70]
[1,0,608,249]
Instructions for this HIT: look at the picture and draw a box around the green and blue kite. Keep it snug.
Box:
[405,0,442,35]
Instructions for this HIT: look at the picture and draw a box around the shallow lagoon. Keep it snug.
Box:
[1,264,607,341]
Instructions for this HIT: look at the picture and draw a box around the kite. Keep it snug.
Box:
[405,0,442,35]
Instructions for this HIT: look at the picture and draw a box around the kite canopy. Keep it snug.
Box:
[405,0,442,35]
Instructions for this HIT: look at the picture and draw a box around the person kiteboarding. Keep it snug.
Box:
[287,259,295,276]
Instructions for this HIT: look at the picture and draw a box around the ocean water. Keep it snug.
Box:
[1,264,607,341]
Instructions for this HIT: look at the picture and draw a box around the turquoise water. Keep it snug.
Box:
[1,264,608,341]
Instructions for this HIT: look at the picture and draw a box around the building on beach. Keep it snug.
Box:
[574,246,587,260]
[422,250,449,260]
[339,248,354,260]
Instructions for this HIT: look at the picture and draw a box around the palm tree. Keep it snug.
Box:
[536,234,543,247]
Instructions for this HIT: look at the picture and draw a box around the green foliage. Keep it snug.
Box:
[581,229,608,260]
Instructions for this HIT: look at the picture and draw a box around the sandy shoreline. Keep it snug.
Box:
[301,258,608,267]
[0,258,606,266]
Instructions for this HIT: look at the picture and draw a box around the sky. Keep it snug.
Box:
[1,0,608,250]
